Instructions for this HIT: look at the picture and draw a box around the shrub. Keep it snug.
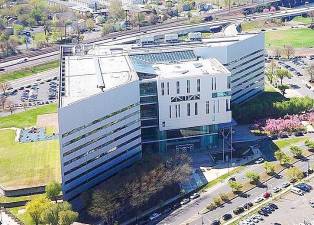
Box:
[206,203,216,211]
[219,193,230,202]
[213,196,222,206]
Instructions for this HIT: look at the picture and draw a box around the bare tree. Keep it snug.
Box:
[0,82,11,95]
[273,47,282,58]
[283,45,295,59]
[308,63,314,83]
[0,95,7,111]
[5,99,15,114]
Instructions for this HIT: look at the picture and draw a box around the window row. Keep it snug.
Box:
[62,102,139,138]
[64,135,141,178]
[63,127,140,167]
[63,117,140,157]
[161,79,201,96]
[64,150,141,197]
[62,110,139,148]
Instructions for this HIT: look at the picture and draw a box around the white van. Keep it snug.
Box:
[291,187,304,196]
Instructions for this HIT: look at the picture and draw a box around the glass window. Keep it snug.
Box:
[169,105,172,118]
[227,76,231,89]
[197,79,200,92]
[195,102,198,115]
[212,100,215,113]
[167,82,170,95]
[178,104,181,117]
[175,105,178,118]
[187,80,190,93]
[161,82,164,95]
[187,103,190,116]
[206,101,209,114]
[140,82,157,96]
[176,81,180,94]
[226,99,230,111]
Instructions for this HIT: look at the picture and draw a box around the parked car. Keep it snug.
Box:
[180,198,190,205]
[243,202,253,209]
[268,203,278,210]
[291,187,304,195]
[149,212,161,221]
[273,187,282,193]
[309,200,314,208]
[295,183,311,192]
[258,210,268,216]
[211,220,220,225]
[190,193,200,199]
[282,182,290,188]
[228,177,236,182]
[233,207,244,215]
[254,197,264,203]
[222,213,232,221]
[263,192,271,198]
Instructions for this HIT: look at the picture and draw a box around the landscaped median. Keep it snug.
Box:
[0,60,59,83]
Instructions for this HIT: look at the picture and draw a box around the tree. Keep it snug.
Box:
[213,196,222,206]
[42,202,77,225]
[86,18,95,31]
[102,22,114,35]
[0,95,7,111]
[228,181,243,193]
[59,210,79,225]
[278,84,289,95]
[245,172,260,184]
[283,45,295,59]
[274,47,282,58]
[289,145,303,158]
[263,161,275,175]
[45,181,61,202]
[286,167,304,183]
[265,69,276,84]
[108,0,124,21]
[26,196,52,225]
[282,154,292,166]
[0,82,10,96]
[276,68,292,85]
[219,193,229,202]
[307,63,314,83]
[305,139,314,151]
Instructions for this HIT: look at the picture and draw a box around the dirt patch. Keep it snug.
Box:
[36,113,58,133]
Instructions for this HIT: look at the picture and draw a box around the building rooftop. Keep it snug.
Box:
[153,58,230,79]
[61,54,137,107]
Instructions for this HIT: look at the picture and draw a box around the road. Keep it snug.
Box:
[155,137,314,225]
[1,4,313,73]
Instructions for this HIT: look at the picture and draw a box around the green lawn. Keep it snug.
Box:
[0,60,59,83]
[0,129,60,188]
[0,104,57,128]
[265,28,314,48]
[292,16,313,25]
[273,137,308,150]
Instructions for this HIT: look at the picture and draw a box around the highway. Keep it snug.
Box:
[1,3,314,74]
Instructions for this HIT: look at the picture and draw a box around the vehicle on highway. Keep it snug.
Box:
[282,182,290,188]
[18,58,28,63]
[149,212,161,221]
[273,186,282,193]
[190,193,200,199]
[0,67,5,71]
[291,187,304,195]
[180,198,190,205]
[254,196,264,203]
[222,213,232,221]
[210,220,220,225]
[255,158,264,164]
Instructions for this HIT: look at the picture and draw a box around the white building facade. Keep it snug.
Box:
[58,33,264,205]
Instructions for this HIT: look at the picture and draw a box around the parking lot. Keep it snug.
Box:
[270,55,314,99]
[2,76,59,111]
